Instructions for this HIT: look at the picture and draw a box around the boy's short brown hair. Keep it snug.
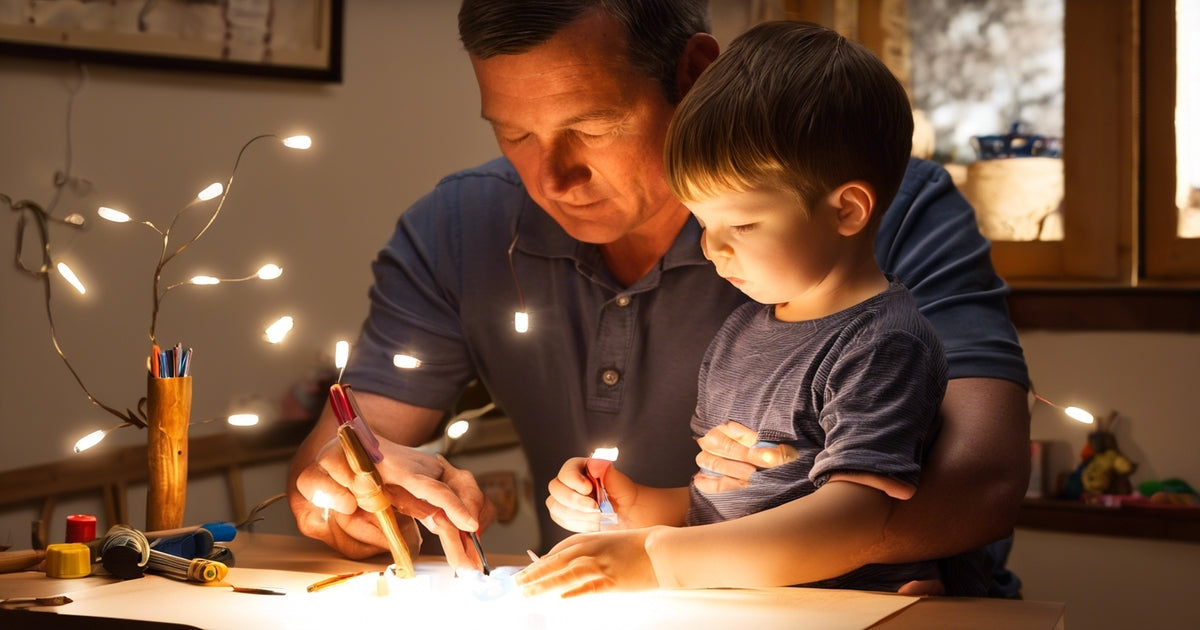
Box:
[665,21,913,221]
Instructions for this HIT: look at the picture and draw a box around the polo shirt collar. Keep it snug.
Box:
[512,200,710,272]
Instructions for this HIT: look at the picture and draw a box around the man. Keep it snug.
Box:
[287,0,1030,595]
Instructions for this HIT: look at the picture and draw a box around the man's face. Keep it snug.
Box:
[470,12,682,244]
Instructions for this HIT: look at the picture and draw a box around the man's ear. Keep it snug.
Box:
[676,33,719,100]
[830,181,876,237]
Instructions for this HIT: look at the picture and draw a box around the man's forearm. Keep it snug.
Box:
[871,378,1031,563]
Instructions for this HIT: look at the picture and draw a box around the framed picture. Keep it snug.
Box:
[0,0,343,82]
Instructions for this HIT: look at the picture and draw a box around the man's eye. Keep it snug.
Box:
[576,128,616,143]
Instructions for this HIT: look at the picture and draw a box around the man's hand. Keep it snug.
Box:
[514,528,660,598]
[288,393,494,572]
[694,421,798,493]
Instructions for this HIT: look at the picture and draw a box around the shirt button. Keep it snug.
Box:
[601,369,621,386]
[615,295,631,307]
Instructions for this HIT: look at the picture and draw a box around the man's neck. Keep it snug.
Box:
[599,207,691,287]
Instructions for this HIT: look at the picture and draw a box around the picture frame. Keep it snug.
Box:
[0,0,343,82]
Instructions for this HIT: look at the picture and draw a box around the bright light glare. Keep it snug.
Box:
[73,429,106,453]
[312,489,334,521]
[197,182,224,201]
[1064,406,1095,424]
[591,447,619,462]
[393,354,422,369]
[283,135,312,149]
[56,262,87,294]
[98,206,131,222]
[514,311,529,333]
[191,275,220,285]
[227,413,259,427]
[334,340,350,369]
[312,489,334,509]
[265,316,294,343]
[256,264,283,280]
[446,419,470,440]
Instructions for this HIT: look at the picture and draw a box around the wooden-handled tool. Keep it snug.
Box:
[0,549,46,574]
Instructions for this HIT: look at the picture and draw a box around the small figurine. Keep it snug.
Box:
[1059,411,1137,500]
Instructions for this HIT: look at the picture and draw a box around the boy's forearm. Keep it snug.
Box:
[625,486,691,528]
[645,481,892,588]
[870,378,1031,563]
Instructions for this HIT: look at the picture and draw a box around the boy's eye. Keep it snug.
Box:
[732,223,757,233]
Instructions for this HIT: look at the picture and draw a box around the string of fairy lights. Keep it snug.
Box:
[4,84,313,453]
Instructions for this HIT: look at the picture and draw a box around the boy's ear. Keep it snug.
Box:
[676,33,719,100]
[830,181,876,237]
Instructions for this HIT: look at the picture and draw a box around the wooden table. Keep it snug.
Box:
[1,533,1064,629]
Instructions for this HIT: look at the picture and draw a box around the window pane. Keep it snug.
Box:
[1178,0,1200,238]
[908,0,1064,242]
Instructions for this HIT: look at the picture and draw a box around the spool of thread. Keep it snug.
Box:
[45,543,92,578]
[99,525,150,580]
[65,514,97,543]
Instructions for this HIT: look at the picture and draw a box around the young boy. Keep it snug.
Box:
[514,20,948,596]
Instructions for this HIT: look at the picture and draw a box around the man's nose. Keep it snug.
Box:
[538,138,590,198]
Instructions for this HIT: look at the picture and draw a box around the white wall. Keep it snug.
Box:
[0,1,498,544]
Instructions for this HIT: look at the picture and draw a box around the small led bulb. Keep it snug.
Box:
[265,316,294,343]
[73,429,106,454]
[393,354,421,369]
[197,183,223,201]
[256,264,283,280]
[514,311,529,333]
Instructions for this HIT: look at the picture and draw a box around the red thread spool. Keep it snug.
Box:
[65,514,97,543]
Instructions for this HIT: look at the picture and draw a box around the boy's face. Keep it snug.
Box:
[688,187,844,313]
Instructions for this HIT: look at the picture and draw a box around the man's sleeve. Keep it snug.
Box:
[876,158,1029,387]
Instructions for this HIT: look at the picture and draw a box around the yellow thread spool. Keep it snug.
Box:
[45,543,92,578]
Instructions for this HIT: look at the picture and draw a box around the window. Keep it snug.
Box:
[780,0,1199,330]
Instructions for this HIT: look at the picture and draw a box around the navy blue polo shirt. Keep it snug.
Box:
[343,156,1028,549]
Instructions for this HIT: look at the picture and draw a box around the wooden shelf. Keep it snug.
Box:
[1017,498,1200,543]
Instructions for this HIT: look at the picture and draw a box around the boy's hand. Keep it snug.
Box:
[545,457,638,532]
[514,528,659,598]
[694,421,798,493]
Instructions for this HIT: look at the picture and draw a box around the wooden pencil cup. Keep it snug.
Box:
[146,374,192,531]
